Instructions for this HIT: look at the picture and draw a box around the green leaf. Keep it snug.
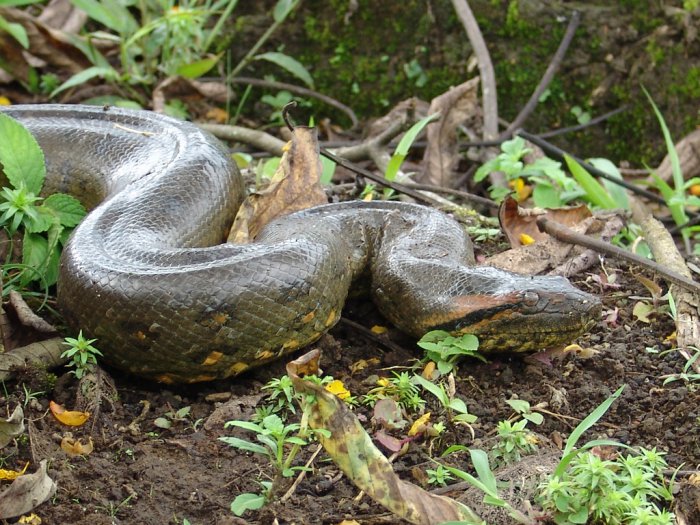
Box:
[21,231,48,283]
[470,449,498,494]
[568,506,589,524]
[320,155,336,185]
[474,158,499,182]
[411,374,446,403]
[81,96,142,109]
[587,157,630,209]
[69,0,137,34]
[384,113,440,182]
[0,16,28,48]
[218,436,268,455]
[43,193,86,227]
[532,183,563,208]
[154,417,172,429]
[643,88,683,197]
[564,155,617,209]
[0,113,46,194]
[176,55,221,79]
[272,0,297,22]
[50,66,117,98]
[223,420,263,433]
[254,51,314,88]
[26,206,55,234]
[230,492,266,516]
[0,0,45,6]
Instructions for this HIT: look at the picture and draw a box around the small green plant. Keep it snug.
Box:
[362,371,426,411]
[261,375,297,414]
[411,374,477,426]
[660,346,700,389]
[60,331,103,379]
[21,383,45,408]
[0,113,86,288]
[505,398,544,425]
[417,330,485,376]
[154,405,196,430]
[491,419,538,466]
[426,463,455,486]
[219,413,325,516]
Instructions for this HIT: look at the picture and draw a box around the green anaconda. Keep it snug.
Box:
[2,105,601,383]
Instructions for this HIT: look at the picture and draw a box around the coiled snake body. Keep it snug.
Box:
[3,105,600,383]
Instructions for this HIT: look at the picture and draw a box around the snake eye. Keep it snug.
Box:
[522,291,539,306]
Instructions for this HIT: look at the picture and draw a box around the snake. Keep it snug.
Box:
[1,104,601,383]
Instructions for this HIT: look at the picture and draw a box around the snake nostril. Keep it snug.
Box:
[523,291,539,306]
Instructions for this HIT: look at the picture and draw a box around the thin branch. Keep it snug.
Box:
[197,123,286,156]
[231,77,359,129]
[500,11,581,140]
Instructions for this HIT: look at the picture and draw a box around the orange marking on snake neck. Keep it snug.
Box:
[202,351,223,366]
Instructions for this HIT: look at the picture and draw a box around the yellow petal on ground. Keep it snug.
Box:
[421,360,436,379]
[0,461,29,480]
[325,379,351,400]
[18,513,42,524]
[0,96,10,106]
[60,436,94,456]
[408,413,431,437]
[49,401,90,426]
[508,177,532,201]
[519,233,535,245]
[376,377,390,387]
[370,325,388,334]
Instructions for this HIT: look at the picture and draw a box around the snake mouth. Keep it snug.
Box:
[433,286,602,353]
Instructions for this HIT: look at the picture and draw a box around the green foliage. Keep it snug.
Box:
[261,375,297,414]
[491,419,538,467]
[60,331,103,379]
[505,398,544,425]
[54,0,311,106]
[411,374,477,425]
[0,113,86,288]
[154,406,202,430]
[660,347,700,388]
[417,330,484,376]
[537,448,675,524]
[362,371,426,412]
[426,463,455,487]
[384,113,440,191]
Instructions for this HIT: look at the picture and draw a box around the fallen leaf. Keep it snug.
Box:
[371,325,388,334]
[0,460,56,519]
[349,358,380,374]
[420,77,480,187]
[0,405,24,449]
[287,350,483,525]
[229,126,327,243]
[0,462,28,481]
[325,379,351,401]
[632,301,654,323]
[60,436,94,456]
[374,430,408,454]
[18,513,41,524]
[49,401,89,426]
[372,399,406,431]
[421,361,437,380]
[408,413,431,437]
[632,274,663,301]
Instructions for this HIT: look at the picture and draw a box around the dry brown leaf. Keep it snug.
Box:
[420,77,480,187]
[229,126,327,243]
[0,460,56,519]
[287,350,482,525]
[38,0,87,33]
[0,405,24,449]
[653,128,700,184]
[487,197,594,275]
[60,436,94,456]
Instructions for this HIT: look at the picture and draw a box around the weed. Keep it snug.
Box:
[20,383,45,408]
[362,371,426,412]
[659,346,700,389]
[505,398,544,425]
[491,419,538,467]
[426,463,455,486]
[411,374,477,426]
[261,375,297,414]
[0,113,86,288]
[60,331,103,380]
[154,405,195,430]
[417,330,485,376]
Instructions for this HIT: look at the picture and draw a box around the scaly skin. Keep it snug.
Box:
[2,105,601,383]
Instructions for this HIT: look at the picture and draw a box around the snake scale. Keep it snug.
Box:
[2,105,600,383]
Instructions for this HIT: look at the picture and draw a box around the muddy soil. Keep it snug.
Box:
[2,263,699,525]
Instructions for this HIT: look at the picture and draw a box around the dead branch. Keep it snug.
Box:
[0,337,66,382]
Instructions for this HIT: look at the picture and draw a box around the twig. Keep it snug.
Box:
[449,0,498,142]
[538,106,627,139]
[280,442,323,503]
[536,217,700,295]
[401,182,498,210]
[231,77,359,129]
[500,11,581,140]
[197,123,286,156]
[320,148,441,206]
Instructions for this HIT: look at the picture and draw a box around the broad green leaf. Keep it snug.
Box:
[255,51,314,88]
[176,55,221,79]
[223,420,264,432]
[564,155,617,209]
[474,157,499,182]
[470,448,498,494]
[51,66,117,98]
[21,231,48,282]
[230,492,266,516]
[0,0,45,5]
[218,436,268,455]
[69,0,137,34]
[43,194,86,227]
[320,155,336,184]
[643,88,683,197]
[0,16,28,48]
[385,113,440,182]
[532,183,563,208]
[0,113,45,194]
[411,374,447,403]
[81,96,142,109]
[26,206,55,234]
[272,0,297,22]
[588,157,630,210]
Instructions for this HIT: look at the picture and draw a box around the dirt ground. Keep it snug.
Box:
[1,259,698,525]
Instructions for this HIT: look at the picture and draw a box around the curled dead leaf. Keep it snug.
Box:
[0,405,25,449]
[0,460,56,519]
[60,436,94,456]
[49,401,89,426]
[0,462,28,481]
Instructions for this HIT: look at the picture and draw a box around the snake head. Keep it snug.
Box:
[434,271,602,353]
